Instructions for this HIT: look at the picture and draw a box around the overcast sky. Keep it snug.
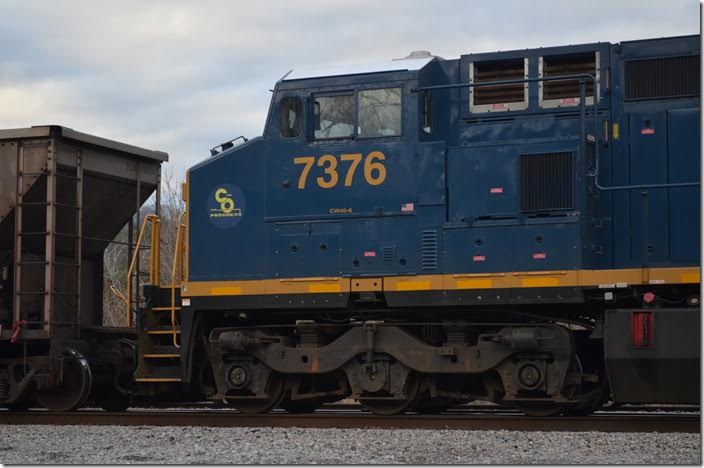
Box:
[0,0,698,177]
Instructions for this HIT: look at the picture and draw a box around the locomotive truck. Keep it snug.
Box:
[0,34,700,415]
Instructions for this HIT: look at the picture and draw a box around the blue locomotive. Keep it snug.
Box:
[130,35,701,415]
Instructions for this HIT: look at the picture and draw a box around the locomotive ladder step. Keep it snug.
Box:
[134,378,182,383]
[143,353,181,359]
[146,329,181,335]
[150,306,181,311]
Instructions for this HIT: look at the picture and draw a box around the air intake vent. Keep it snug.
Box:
[470,58,528,112]
[541,52,597,100]
[421,230,438,270]
[520,152,573,212]
[625,55,700,100]
[381,246,395,262]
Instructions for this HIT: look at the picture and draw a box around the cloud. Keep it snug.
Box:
[0,0,698,175]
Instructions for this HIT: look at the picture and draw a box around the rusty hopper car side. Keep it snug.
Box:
[0,125,167,411]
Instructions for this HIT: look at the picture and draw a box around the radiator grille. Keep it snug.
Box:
[542,53,596,100]
[625,55,700,100]
[421,230,438,271]
[473,59,525,105]
[520,152,573,212]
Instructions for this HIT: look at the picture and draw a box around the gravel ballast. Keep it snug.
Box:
[0,425,699,464]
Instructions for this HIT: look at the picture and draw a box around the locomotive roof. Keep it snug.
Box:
[282,56,436,82]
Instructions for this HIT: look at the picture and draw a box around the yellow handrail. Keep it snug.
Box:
[170,212,186,347]
[125,214,160,328]
[110,284,128,306]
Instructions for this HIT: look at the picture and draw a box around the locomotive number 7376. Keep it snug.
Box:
[293,151,387,189]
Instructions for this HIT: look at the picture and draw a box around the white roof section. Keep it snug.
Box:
[283,56,435,81]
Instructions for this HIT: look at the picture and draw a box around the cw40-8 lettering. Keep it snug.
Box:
[293,151,387,190]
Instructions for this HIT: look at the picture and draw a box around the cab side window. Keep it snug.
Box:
[314,94,354,139]
[421,91,432,135]
[280,97,302,138]
[358,88,402,138]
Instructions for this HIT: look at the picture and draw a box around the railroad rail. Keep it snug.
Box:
[0,407,698,433]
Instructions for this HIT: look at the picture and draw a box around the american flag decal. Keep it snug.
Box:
[401,202,414,212]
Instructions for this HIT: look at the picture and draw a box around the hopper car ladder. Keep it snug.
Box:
[13,139,83,339]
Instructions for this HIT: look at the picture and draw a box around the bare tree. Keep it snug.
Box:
[102,169,186,326]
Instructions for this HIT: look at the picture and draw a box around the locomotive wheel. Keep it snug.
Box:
[359,372,421,415]
[36,349,92,412]
[516,357,583,417]
[230,373,285,414]
[564,378,610,416]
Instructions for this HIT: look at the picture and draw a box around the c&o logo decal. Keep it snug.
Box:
[207,184,245,228]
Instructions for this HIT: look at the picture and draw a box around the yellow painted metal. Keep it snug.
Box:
[521,277,561,287]
[681,273,700,283]
[125,214,159,329]
[110,284,128,306]
[146,330,181,335]
[135,378,182,382]
[183,174,190,283]
[395,280,432,291]
[149,217,160,286]
[181,266,700,297]
[211,286,243,296]
[456,278,494,289]
[143,354,181,358]
[308,283,342,293]
[169,212,186,348]
[351,278,383,292]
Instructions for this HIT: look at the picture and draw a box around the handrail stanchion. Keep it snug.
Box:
[170,212,186,348]
[125,214,159,329]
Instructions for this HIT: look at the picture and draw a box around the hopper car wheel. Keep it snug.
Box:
[359,372,421,416]
[36,348,92,412]
[230,373,285,414]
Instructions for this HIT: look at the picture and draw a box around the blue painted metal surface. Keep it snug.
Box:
[187,35,700,283]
